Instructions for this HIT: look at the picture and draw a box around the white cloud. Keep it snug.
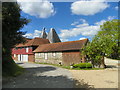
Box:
[59,19,100,41]
[95,20,106,25]
[107,16,116,20]
[95,16,116,25]
[71,21,79,26]
[71,0,109,16]
[17,0,55,18]
[79,37,87,40]
[23,30,41,38]
[115,6,118,10]
[23,33,33,37]
[59,16,115,41]
[71,19,87,26]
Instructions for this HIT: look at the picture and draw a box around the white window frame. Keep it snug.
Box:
[44,53,48,60]
[52,52,56,57]
[14,54,16,57]
[26,47,29,53]
[38,53,41,56]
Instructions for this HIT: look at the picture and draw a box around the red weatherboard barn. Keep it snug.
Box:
[12,37,50,62]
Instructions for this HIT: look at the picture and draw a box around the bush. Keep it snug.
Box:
[73,63,92,69]
[86,63,92,68]
[79,63,86,68]
[73,64,81,68]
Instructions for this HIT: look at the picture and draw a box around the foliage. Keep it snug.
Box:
[82,19,120,68]
[2,56,24,77]
[86,63,92,68]
[2,2,29,76]
[99,19,120,59]
[73,63,92,69]
[35,62,102,70]
[2,2,29,56]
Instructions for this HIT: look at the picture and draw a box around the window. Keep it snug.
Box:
[38,53,41,56]
[14,54,16,57]
[44,53,48,59]
[26,47,29,53]
[52,52,56,56]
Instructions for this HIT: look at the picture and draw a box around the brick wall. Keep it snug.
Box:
[28,54,35,62]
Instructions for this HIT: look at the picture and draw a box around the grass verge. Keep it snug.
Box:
[35,62,104,70]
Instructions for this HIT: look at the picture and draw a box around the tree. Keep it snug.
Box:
[2,2,29,76]
[82,19,120,68]
[99,19,120,59]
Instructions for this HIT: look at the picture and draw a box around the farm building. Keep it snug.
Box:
[12,37,50,62]
[12,28,61,62]
[12,27,88,65]
[33,38,88,66]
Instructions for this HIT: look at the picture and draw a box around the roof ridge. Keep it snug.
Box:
[33,38,88,52]
[35,37,49,40]
[50,38,87,44]
[37,38,88,46]
[57,38,88,44]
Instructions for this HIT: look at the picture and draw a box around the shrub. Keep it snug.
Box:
[73,63,92,69]
[73,64,80,68]
[79,63,86,68]
[86,63,92,68]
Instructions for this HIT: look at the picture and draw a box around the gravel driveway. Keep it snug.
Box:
[3,62,74,88]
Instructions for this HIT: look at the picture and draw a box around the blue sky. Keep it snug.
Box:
[18,0,118,42]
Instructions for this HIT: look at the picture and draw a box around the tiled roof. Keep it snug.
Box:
[16,37,50,47]
[33,38,88,52]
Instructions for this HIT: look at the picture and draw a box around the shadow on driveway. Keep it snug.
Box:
[3,64,95,89]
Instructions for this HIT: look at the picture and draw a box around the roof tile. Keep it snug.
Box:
[33,38,88,52]
[16,37,50,47]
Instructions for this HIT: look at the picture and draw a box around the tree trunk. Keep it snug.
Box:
[100,56,106,68]
[91,59,95,68]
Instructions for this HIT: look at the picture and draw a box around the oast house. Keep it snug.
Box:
[12,28,88,65]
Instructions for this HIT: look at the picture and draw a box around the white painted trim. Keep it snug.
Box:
[26,47,29,53]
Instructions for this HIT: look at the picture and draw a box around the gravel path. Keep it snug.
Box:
[70,69,118,88]
[3,62,74,88]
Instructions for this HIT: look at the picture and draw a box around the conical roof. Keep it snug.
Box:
[40,27,47,39]
[47,28,61,43]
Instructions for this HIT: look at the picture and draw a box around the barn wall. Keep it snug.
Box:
[28,54,35,62]
[35,52,62,64]
[35,51,85,66]
[62,51,83,66]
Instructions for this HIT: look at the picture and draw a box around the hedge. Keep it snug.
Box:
[73,63,92,68]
